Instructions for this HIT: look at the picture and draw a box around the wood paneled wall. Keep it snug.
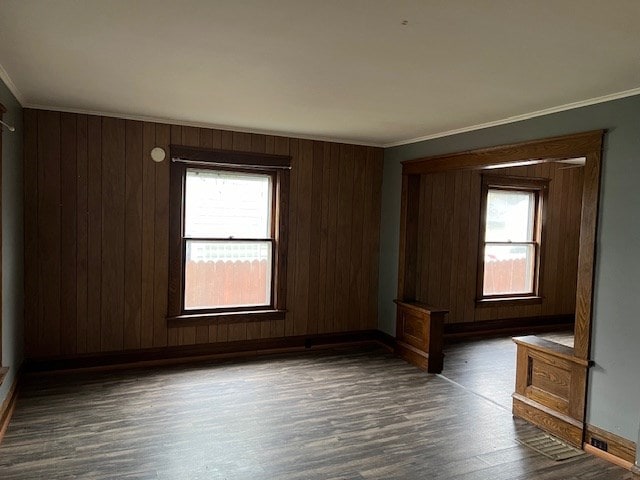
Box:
[415,162,584,324]
[23,109,383,359]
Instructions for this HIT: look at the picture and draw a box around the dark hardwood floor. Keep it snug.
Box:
[441,331,574,411]
[0,345,630,479]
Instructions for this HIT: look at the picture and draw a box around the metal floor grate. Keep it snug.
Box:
[516,431,585,461]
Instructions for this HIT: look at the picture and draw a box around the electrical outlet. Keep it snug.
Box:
[590,437,608,452]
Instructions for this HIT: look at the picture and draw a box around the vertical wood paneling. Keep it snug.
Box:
[140,122,156,348]
[23,110,38,357]
[335,145,354,331]
[76,115,89,354]
[293,139,313,336]
[124,120,143,350]
[23,110,384,359]
[60,113,77,355]
[324,144,340,333]
[456,170,472,323]
[284,139,299,337]
[86,116,102,353]
[416,162,583,325]
[307,141,324,335]
[466,173,484,321]
[416,175,431,301]
[100,117,126,352]
[348,147,365,330]
[153,123,170,348]
[541,164,561,318]
[317,143,332,334]
[37,110,61,356]
[439,172,455,310]
[554,168,571,312]
[426,173,445,305]
[447,171,462,323]
[564,167,583,313]
[367,149,383,329]
[359,148,374,330]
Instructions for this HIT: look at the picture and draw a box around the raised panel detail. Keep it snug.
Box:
[513,335,589,447]
[401,311,426,349]
[394,300,448,373]
[530,357,571,399]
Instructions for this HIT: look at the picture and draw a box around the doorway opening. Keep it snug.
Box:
[395,131,603,447]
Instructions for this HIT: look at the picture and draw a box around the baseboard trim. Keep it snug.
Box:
[512,394,583,447]
[0,372,19,445]
[24,330,391,373]
[585,424,637,465]
[372,330,396,350]
[584,444,636,472]
[444,315,574,340]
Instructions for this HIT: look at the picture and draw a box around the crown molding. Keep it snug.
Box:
[0,63,25,106]
[383,87,640,148]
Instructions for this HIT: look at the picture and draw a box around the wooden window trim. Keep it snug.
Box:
[476,174,549,305]
[167,146,291,324]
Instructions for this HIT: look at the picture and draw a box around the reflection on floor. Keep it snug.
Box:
[441,330,574,411]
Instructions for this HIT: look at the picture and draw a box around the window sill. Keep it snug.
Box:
[476,296,543,308]
[167,309,286,328]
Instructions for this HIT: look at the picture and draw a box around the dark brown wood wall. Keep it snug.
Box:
[415,162,584,324]
[23,109,383,359]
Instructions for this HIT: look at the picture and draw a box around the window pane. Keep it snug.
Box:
[485,189,535,242]
[184,169,272,238]
[483,244,535,296]
[184,240,272,310]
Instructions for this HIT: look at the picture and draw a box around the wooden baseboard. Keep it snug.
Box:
[396,340,429,371]
[24,330,391,373]
[585,424,637,465]
[444,314,574,340]
[0,372,19,445]
[512,394,583,447]
[584,444,636,472]
[372,330,396,350]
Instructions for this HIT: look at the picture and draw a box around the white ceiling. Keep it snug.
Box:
[1,0,639,146]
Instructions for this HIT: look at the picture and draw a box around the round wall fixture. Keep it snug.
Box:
[150,147,166,163]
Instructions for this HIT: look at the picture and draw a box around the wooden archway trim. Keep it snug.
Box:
[401,130,604,176]
[397,129,604,360]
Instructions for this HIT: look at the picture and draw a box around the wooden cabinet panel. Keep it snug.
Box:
[394,300,448,373]
[399,310,427,350]
[513,335,589,447]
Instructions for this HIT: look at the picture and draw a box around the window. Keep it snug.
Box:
[477,175,548,304]
[167,146,290,323]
